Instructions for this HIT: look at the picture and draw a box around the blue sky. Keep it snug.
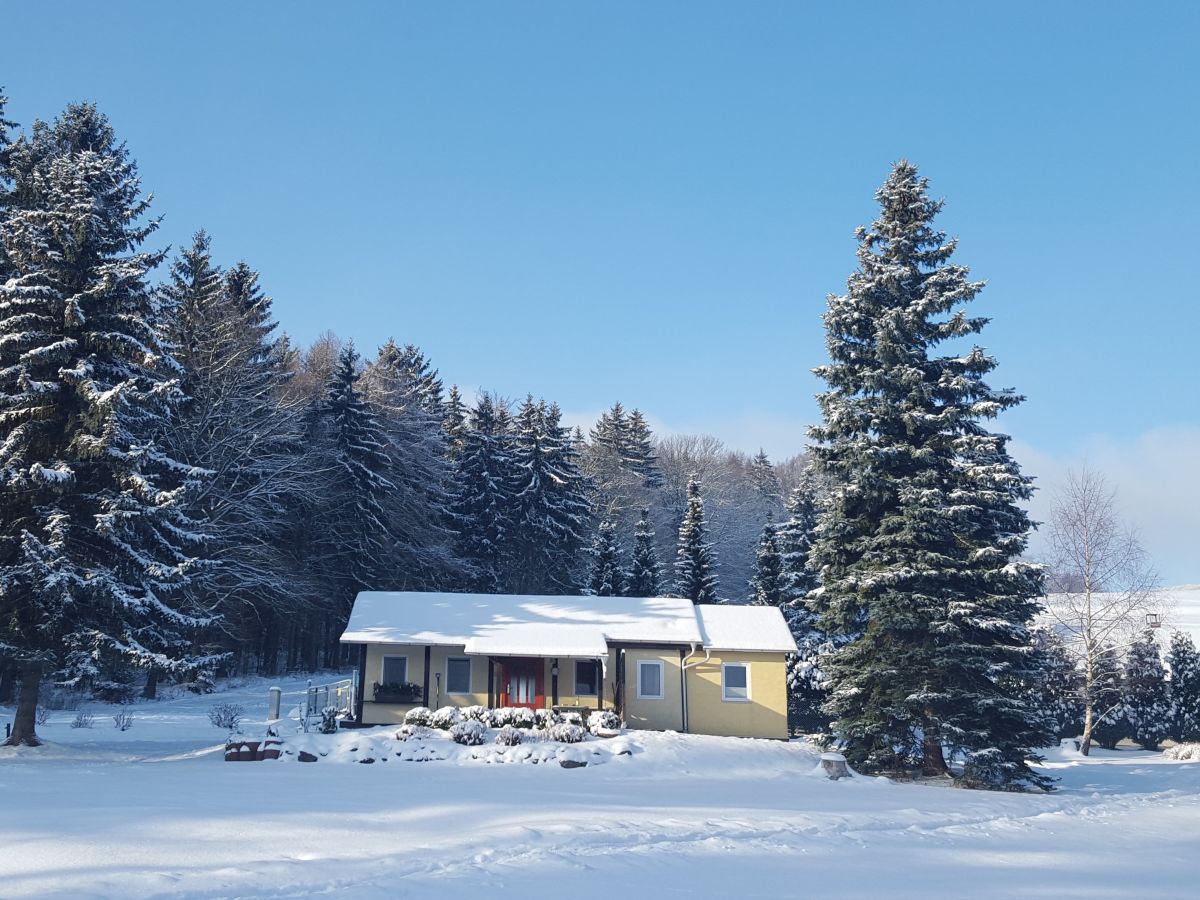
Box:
[4,2,1197,581]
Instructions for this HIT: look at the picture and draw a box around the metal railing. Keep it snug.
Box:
[268,673,358,729]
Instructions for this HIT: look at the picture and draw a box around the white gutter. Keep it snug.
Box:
[678,642,711,733]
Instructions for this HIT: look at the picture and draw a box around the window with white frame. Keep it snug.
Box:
[446,657,472,694]
[381,655,408,686]
[637,660,664,699]
[722,662,750,701]
[575,660,600,696]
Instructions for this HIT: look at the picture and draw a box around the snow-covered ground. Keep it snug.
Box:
[2,675,1199,899]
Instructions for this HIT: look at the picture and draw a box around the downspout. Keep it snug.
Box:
[679,643,711,734]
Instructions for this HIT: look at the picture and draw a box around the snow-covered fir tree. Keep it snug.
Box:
[1122,637,1169,750]
[1088,646,1127,750]
[451,393,516,591]
[320,343,397,610]
[624,409,663,489]
[0,103,218,744]
[749,520,785,606]
[1027,629,1084,740]
[506,397,591,593]
[748,450,782,503]
[159,233,308,681]
[360,340,464,591]
[807,161,1051,790]
[674,479,718,604]
[442,384,468,460]
[628,507,661,596]
[1167,631,1200,742]
[587,520,626,597]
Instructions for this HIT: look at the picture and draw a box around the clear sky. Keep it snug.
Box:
[4,2,1197,582]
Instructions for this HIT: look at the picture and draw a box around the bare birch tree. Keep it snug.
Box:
[1043,467,1163,754]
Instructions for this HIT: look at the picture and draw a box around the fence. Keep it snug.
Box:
[268,673,357,727]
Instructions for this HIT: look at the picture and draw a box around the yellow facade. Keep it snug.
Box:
[356,642,789,739]
[682,650,789,740]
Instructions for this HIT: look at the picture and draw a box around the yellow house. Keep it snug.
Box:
[340,591,798,740]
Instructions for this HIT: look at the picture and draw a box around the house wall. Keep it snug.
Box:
[357,642,787,739]
[620,647,685,732]
[684,651,789,740]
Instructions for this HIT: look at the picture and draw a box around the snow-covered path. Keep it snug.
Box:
[2,678,1198,898]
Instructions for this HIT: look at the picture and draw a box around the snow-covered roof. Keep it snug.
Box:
[696,604,799,653]
[340,592,796,655]
[341,592,701,655]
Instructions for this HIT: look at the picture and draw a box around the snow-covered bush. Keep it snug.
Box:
[495,724,523,746]
[208,702,245,732]
[490,707,537,729]
[461,705,490,723]
[450,719,486,746]
[1165,743,1200,761]
[430,706,462,730]
[319,706,339,734]
[535,709,562,728]
[113,708,134,731]
[396,723,432,741]
[404,707,433,727]
[548,723,585,744]
[588,710,620,733]
[562,711,584,726]
[70,712,94,729]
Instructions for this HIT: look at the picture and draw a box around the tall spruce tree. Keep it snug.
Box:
[1027,629,1085,741]
[443,384,468,460]
[1123,637,1169,750]
[320,343,396,613]
[807,162,1050,789]
[1167,631,1200,742]
[159,234,308,680]
[507,397,591,593]
[360,340,462,591]
[674,479,718,604]
[0,104,217,744]
[628,507,661,596]
[452,393,516,591]
[588,520,626,597]
[749,520,785,606]
[624,409,663,489]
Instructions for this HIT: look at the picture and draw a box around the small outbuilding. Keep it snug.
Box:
[340,591,798,739]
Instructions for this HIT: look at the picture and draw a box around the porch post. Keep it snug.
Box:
[487,656,495,707]
[597,657,604,710]
[551,658,559,706]
[355,644,367,723]
[422,646,432,707]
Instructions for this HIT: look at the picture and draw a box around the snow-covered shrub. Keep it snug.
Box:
[34,706,49,726]
[495,724,523,746]
[70,712,94,729]
[430,706,462,730]
[588,710,620,733]
[208,702,245,732]
[535,709,562,728]
[1165,743,1200,761]
[548,723,585,744]
[562,711,584,726]
[511,707,537,729]
[396,723,432,741]
[461,705,490,723]
[319,706,340,734]
[404,707,433,727]
[113,708,134,731]
[450,719,486,746]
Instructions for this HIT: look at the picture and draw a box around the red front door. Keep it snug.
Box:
[500,657,543,709]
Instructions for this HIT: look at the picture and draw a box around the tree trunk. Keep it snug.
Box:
[0,668,15,704]
[142,667,160,700]
[5,666,43,747]
[1080,702,1094,756]
[922,722,949,776]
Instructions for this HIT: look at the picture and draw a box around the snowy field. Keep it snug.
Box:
[2,675,1199,899]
